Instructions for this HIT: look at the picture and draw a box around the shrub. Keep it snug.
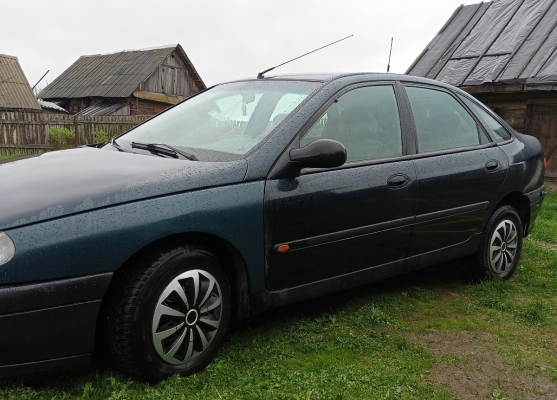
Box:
[48,127,75,149]
[92,129,109,143]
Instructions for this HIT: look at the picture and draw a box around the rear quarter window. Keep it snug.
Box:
[460,96,511,142]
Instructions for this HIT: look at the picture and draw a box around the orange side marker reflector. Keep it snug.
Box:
[544,156,547,169]
[277,244,290,253]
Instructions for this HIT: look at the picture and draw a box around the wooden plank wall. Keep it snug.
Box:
[139,51,193,97]
[0,111,149,156]
[471,92,557,132]
[471,91,557,179]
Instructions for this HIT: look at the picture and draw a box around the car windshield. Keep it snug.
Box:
[117,80,319,161]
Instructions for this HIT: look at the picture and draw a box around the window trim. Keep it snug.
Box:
[401,82,492,155]
[301,142,498,176]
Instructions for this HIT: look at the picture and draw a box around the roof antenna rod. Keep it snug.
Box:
[32,70,50,90]
[257,35,353,79]
[387,38,393,73]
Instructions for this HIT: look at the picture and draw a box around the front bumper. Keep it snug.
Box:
[0,273,112,378]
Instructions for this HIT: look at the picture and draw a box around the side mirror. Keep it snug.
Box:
[290,139,347,169]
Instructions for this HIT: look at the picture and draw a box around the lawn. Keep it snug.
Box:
[0,152,32,162]
[1,190,556,399]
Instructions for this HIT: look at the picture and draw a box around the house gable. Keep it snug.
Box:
[138,50,204,96]
[0,54,41,111]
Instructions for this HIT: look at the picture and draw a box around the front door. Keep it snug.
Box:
[265,84,417,290]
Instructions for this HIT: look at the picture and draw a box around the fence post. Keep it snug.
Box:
[74,116,79,146]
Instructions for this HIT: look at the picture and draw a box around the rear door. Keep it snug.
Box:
[401,84,508,256]
[264,83,417,290]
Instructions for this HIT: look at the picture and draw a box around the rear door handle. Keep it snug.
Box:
[387,174,409,189]
[485,160,500,172]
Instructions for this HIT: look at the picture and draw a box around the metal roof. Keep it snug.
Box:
[75,101,127,116]
[37,99,68,113]
[407,0,557,88]
[0,54,41,111]
[38,44,206,99]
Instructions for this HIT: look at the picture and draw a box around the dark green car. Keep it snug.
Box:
[0,73,546,381]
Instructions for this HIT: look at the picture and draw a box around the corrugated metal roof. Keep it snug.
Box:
[0,54,42,111]
[407,0,557,87]
[37,99,68,113]
[38,44,206,99]
[75,100,127,116]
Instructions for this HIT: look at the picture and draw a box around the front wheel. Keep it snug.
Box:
[473,205,523,281]
[105,244,232,382]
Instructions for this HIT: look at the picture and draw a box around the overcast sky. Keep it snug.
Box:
[2,0,479,90]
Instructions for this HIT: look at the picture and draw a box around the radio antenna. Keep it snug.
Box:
[257,35,353,79]
[387,37,393,73]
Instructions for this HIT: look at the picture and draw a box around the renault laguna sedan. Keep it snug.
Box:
[0,73,547,381]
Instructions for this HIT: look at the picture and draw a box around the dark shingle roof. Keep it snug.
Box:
[38,44,205,99]
[406,0,557,87]
[0,54,41,111]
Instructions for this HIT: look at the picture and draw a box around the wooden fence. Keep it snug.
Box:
[0,111,149,157]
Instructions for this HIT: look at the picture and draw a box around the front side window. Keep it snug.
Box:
[460,96,511,142]
[406,86,480,153]
[118,81,319,161]
[300,85,402,163]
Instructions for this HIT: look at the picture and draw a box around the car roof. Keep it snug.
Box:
[228,72,462,92]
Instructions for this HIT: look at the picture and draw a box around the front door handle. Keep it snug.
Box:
[485,160,500,172]
[387,174,409,189]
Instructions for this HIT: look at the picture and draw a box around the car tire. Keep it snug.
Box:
[105,244,232,382]
[472,205,523,281]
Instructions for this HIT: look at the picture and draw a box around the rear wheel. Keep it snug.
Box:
[472,205,523,281]
[105,244,232,382]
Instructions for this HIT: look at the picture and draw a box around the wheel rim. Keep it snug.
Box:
[152,269,222,365]
[489,219,518,275]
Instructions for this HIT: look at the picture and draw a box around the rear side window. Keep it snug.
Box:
[301,85,402,163]
[460,97,511,142]
[406,86,480,153]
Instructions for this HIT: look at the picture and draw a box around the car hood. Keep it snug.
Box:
[0,147,248,230]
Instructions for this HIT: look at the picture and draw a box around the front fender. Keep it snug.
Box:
[1,181,266,292]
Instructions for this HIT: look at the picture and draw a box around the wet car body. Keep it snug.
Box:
[0,73,546,379]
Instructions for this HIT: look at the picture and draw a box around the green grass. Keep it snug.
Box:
[1,191,556,399]
[0,151,30,161]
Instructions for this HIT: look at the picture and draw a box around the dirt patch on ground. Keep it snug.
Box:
[403,330,557,399]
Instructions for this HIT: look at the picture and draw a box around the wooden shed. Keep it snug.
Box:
[407,0,557,180]
[38,44,206,117]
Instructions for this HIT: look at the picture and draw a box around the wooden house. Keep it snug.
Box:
[407,0,557,180]
[0,54,42,112]
[38,44,206,117]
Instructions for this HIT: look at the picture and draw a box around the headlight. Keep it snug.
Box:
[0,231,15,265]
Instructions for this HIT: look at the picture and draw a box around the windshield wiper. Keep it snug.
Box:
[110,138,136,154]
[131,142,198,161]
